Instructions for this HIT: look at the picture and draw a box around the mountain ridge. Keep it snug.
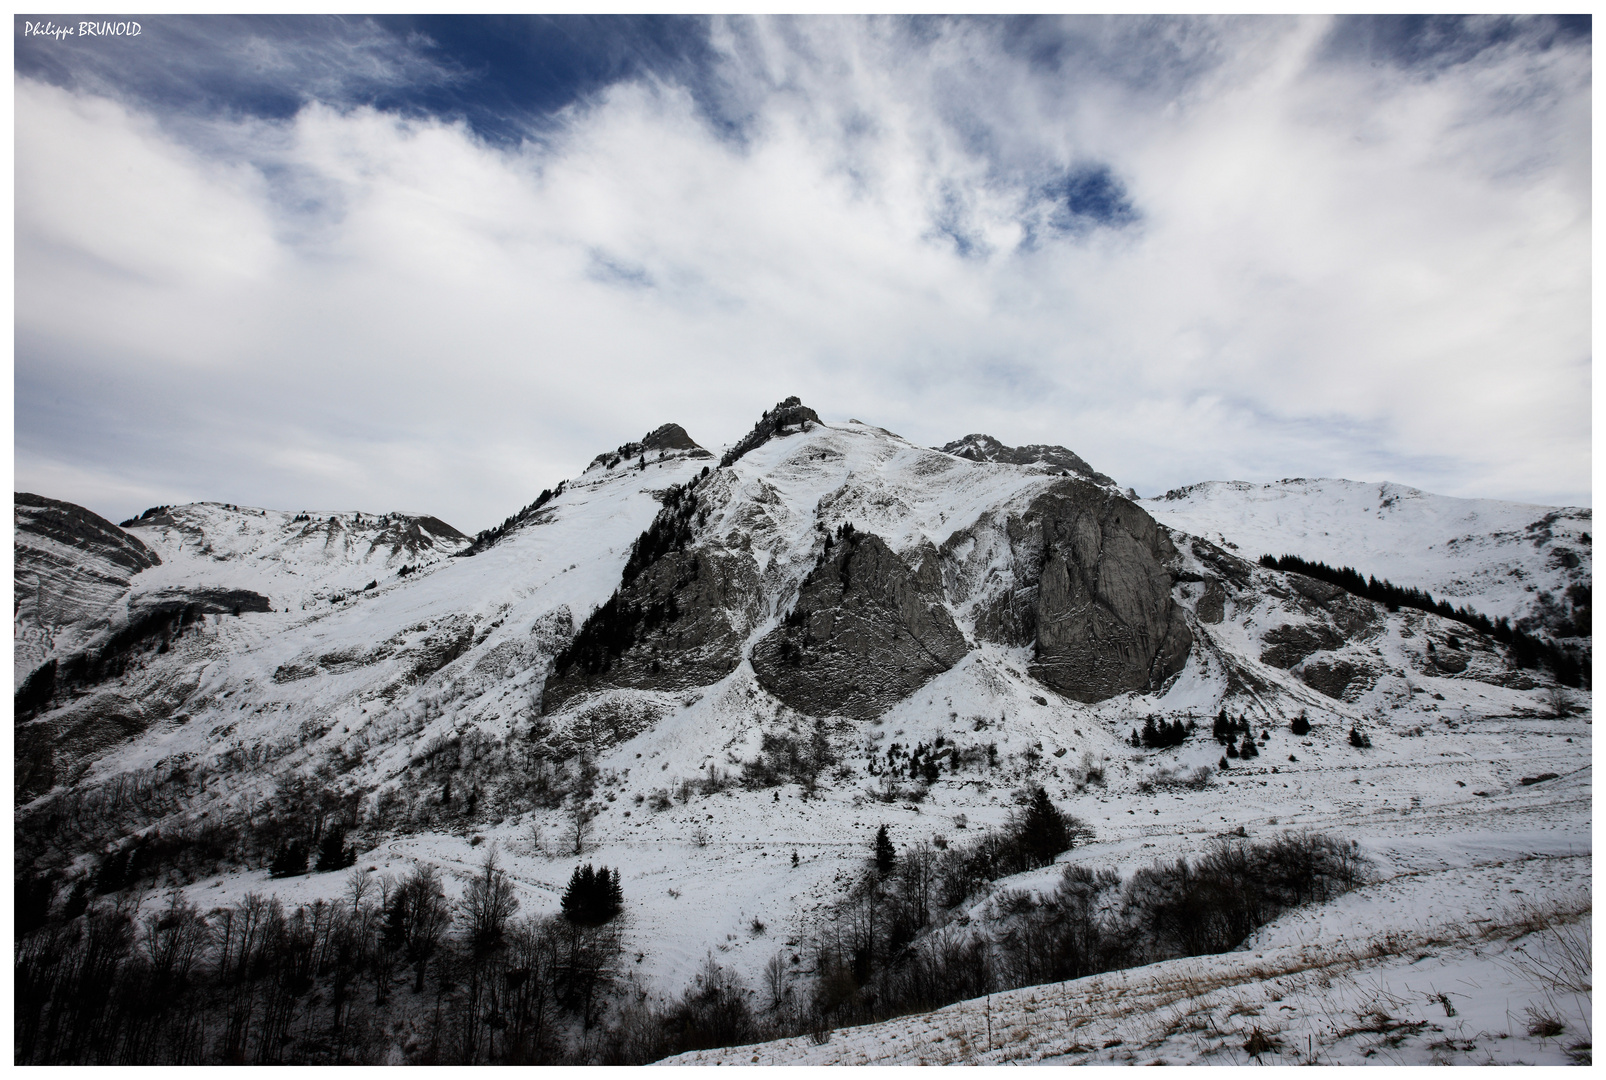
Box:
[11,398,1591,1033]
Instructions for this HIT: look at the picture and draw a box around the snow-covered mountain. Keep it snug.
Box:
[12,399,1591,1060]
[1146,478,1591,635]
[123,501,469,611]
[15,493,162,683]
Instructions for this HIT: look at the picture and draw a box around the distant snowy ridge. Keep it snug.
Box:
[1145,478,1590,635]
[123,502,469,612]
[938,433,1123,493]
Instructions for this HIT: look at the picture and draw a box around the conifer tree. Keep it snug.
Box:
[561,863,624,925]
[873,825,896,876]
[1020,786,1071,867]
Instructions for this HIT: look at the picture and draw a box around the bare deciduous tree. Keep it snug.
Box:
[763,950,789,1013]
[460,846,520,954]
[388,861,451,992]
[570,798,596,856]
[345,865,372,915]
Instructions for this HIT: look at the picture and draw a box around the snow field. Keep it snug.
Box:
[666,830,1591,1066]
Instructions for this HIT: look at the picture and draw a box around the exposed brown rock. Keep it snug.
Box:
[1196,579,1227,624]
[1300,657,1375,699]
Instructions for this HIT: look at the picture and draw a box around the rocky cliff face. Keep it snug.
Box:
[943,481,1193,702]
[541,477,758,714]
[548,414,1193,717]
[15,493,162,681]
[751,526,970,720]
[1023,484,1193,702]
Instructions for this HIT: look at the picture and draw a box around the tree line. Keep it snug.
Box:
[1260,553,1585,686]
[15,851,628,1065]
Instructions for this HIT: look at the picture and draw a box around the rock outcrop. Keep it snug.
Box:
[1021,483,1192,702]
[939,434,1119,490]
[1259,624,1344,669]
[542,479,756,713]
[751,525,969,720]
[942,480,1194,702]
[721,397,822,467]
[589,422,714,471]
[1299,656,1375,700]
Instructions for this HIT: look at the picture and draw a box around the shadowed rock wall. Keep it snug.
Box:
[751,527,970,720]
[1029,488,1193,701]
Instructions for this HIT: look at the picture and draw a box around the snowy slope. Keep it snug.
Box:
[669,831,1590,1065]
[124,503,469,612]
[1145,479,1591,631]
[14,493,162,682]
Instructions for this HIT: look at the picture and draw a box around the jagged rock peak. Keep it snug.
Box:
[939,434,1119,490]
[591,423,713,470]
[641,423,704,453]
[721,396,823,468]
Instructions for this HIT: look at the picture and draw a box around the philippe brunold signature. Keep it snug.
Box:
[23,20,141,41]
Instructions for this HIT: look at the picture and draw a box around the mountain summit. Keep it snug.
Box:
[938,433,1119,490]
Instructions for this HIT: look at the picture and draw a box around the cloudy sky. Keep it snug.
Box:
[14,14,1592,532]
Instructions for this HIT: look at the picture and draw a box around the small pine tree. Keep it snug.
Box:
[560,863,623,925]
[1213,711,1233,744]
[1239,734,1259,759]
[602,866,623,912]
[1291,712,1311,736]
[1349,727,1372,749]
[271,839,309,878]
[315,826,356,872]
[873,825,896,876]
[1226,740,1239,759]
[1020,786,1071,867]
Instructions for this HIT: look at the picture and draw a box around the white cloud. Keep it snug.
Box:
[14,16,1591,531]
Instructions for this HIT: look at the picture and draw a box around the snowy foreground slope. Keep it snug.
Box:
[13,400,1592,1054]
[669,813,1591,1065]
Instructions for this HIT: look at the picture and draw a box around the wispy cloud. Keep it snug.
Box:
[14,15,1591,529]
